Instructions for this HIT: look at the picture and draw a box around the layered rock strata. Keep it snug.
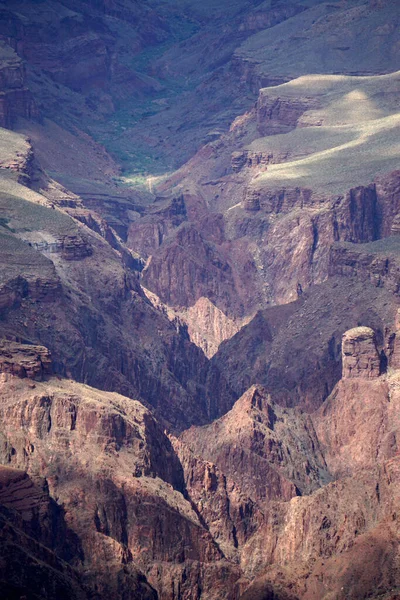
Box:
[0,357,240,600]
[0,341,51,380]
[342,326,381,379]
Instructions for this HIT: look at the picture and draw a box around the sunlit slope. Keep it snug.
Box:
[249,71,400,196]
[0,128,49,205]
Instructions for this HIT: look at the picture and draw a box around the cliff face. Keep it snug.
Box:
[0,352,239,600]
[0,1,400,599]
[0,466,91,600]
[4,324,400,600]
[179,327,400,600]
[0,156,236,432]
[181,385,329,507]
[212,275,398,412]
[0,41,38,128]
[137,70,400,325]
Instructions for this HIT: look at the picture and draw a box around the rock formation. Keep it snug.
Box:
[0,341,52,379]
[0,1,399,599]
[342,326,381,379]
[0,352,239,599]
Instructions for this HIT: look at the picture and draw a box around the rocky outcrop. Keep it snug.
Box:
[140,222,252,316]
[242,185,314,214]
[233,326,400,598]
[0,375,240,599]
[342,326,381,379]
[256,93,313,136]
[240,460,400,598]
[242,187,261,212]
[0,42,38,128]
[178,297,249,358]
[0,341,52,380]
[172,436,263,562]
[141,172,391,316]
[329,237,400,296]
[232,150,280,173]
[213,276,397,413]
[127,196,187,259]
[312,326,399,477]
[60,234,93,260]
[0,233,62,312]
[376,170,400,237]
[0,87,38,129]
[231,151,250,173]
[181,386,330,508]
[389,308,400,369]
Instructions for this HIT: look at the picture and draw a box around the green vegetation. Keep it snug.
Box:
[0,191,77,237]
[251,72,400,196]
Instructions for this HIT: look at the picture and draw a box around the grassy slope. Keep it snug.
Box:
[251,71,400,196]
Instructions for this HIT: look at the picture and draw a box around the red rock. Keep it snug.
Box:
[342,326,381,379]
[0,341,52,380]
[0,375,240,599]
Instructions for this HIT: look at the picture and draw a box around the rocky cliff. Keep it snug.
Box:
[0,466,91,600]
[0,1,399,599]
[0,139,236,431]
[181,327,400,600]
[4,325,400,600]
[0,349,239,599]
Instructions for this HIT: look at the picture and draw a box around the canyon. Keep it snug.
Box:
[0,0,399,599]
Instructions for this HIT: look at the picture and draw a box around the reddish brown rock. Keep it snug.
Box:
[172,436,264,562]
[0,466,91,600]
[389,308,400,369]
[0,341,52,380]
[0,375,240,599]
[256,94,313,136]
[181,386,330,508]
[342,326,381,379]
[60,234,93,260]
[0,195,236,432]
[213,276,397,413]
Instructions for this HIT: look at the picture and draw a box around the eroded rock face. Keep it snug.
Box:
[342,326,381,379]
[178,297,249,358]
[213,277,397,413]
[181,385,330,508]
[0,191,236,432]
[0,341,52,380]
[389,308,400,369]
[0,465,90,600]
[256,94,312,136]
[0,373,240,600]
[216,329,400,600]
[0,42,38,128]
[172,436,264,562]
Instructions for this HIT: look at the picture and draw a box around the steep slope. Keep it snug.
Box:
[180,326,400,600]
[0,131,236,431]
[0,345,240,600]
[138,71,400,323]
